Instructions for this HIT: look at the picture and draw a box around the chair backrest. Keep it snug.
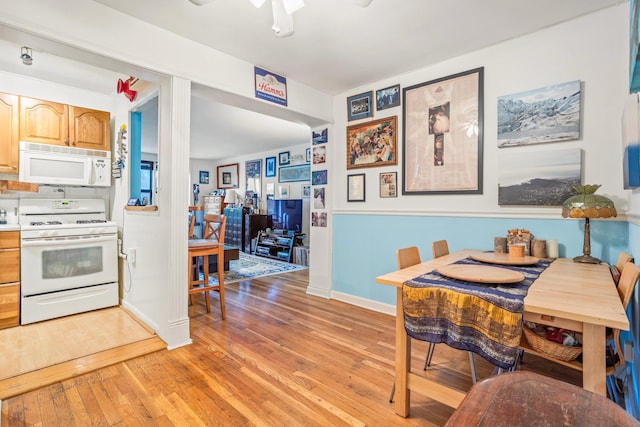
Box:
[611,262,640,366]
[616,252,634,273]
[431,240,449,259]
[617,261,640,311]
[396,246,421,269]
[203,214,226,243]
[188,213,196,239]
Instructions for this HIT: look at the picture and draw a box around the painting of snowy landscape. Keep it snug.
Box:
[498,148,581,206]
[497,80,581,147]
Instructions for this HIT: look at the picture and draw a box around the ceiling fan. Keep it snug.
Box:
[188,0,373,37]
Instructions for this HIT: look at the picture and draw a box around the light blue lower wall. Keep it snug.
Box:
[332,213,629,306]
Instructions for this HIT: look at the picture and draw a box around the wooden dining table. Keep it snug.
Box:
[376,249,630,418]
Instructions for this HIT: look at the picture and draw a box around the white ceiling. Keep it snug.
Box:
[0,0,623,160]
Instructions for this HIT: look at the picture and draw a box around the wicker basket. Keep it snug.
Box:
[523,327,582,362]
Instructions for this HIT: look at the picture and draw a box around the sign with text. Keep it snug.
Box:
[255,66,288,106]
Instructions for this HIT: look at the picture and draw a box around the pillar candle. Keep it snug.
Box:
[546,240,559,258]
[532,239,547,258]
[494,237,507,253]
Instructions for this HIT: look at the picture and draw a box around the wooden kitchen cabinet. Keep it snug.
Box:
[19,96,111,151]
[0,92,19,174]
[0,231,20,329]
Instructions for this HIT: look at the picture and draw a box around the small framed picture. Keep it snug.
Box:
[379,172,397,198]
[312,128,328,145]
[313,146,326,164]
[278,184,290,199]
[347,173,366,202]
[312,170,328,186]
[313,187,326,209]
[279,151,291,166]
[265,156,276,178]
[347,91,374,121]
[376,84,401,111]
[306,147,311,163]
[302,184,311,198]
[199,170,209,184]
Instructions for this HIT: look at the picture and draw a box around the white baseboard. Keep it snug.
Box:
[330,291,395,316]
[306,285,331,299]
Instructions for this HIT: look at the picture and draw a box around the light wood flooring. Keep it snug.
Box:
[1,269,581,426]
[0,306,166,400]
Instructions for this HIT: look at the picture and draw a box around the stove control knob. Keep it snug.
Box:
[50,230,59,237]
[40,230,49,238]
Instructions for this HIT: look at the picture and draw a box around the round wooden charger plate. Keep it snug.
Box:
[470,252,539,266]
[436,264,524,284]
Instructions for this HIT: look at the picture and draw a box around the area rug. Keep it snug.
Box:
[205,252,307,285]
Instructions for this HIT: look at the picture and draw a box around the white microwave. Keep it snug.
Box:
[19,142,111,187]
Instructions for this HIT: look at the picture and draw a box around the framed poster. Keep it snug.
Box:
[216,163,239,189]
[199,170,209,184]
[347,91,374,121]
[312,128,328,145]
[403,67,484,195]
[312,170,327,185]
[265,156,276,178]
[347,116,397,170]
[246,159,261,196]
[376,84,400,111]
[279,151,290,166]
[379,172,397,198]
[279,164,311,183]
[347,174,366,202]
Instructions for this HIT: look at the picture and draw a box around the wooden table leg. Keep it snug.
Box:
[394,287,410,417]
[582,323,606,395]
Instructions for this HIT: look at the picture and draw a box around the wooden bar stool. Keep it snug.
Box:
[188,214,226,318]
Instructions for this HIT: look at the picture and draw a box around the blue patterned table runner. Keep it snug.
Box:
[402,257,552,369]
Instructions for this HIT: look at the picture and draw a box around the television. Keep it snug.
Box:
[267,199,303,232]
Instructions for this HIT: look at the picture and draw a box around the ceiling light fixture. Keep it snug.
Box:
[189,0,372,37]
[20,46,33,66]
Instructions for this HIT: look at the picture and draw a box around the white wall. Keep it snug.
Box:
[329,5,630,216]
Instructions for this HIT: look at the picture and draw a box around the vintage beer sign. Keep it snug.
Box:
[255,66,287,106]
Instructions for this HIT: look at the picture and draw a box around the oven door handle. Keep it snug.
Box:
[21,235,116,247]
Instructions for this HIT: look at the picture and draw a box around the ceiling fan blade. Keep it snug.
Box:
[282,0,304,15]
[248,0,267,8]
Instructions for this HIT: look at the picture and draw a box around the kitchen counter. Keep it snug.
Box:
[0,224,20,231]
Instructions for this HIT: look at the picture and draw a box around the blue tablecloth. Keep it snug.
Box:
[402,257,552,369]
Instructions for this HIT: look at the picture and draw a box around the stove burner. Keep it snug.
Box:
[76,219,108,224]
[30,221,63,226]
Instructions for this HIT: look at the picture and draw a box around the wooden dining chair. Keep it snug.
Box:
[606,261,640,403]
[389,245,477,403]
[425,240,477,382]
[610,252,634,285]
[432,240,450,258]
[188,214,227,318]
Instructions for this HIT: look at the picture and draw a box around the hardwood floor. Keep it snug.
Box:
[1,269,581,426]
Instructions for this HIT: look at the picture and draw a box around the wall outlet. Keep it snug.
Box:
[128,248,136,263]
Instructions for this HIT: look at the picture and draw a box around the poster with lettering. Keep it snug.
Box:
[255,66,288,106]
